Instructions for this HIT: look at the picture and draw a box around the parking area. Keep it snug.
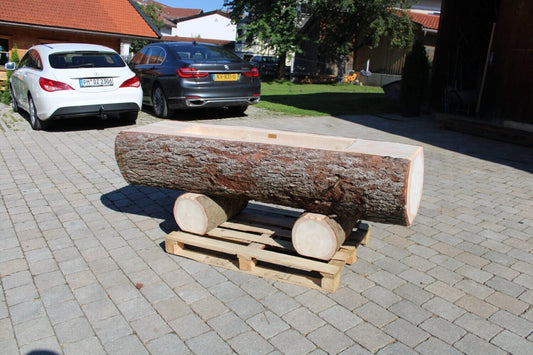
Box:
[0,103,532,354]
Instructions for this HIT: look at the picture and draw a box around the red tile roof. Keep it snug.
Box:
[409,12,440,31]
[136,0,202,26]
[1,0,160,39]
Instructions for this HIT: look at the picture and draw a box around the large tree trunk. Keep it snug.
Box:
[115,121,424,226]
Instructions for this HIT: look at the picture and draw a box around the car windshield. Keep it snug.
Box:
[169,44,242,62]
[49,51,126,69]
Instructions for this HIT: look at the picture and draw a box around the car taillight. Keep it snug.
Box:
[39,77,74,92]
[120,75,141,88]
[243,68,259,77]
[177,68,209,78]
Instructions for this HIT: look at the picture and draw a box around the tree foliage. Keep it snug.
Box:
[224,0,308,77]
[225,0,415,76]
[131,2,165,54]
[313,0,414,67]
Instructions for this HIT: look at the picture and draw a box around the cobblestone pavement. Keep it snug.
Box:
[1,103,532,354]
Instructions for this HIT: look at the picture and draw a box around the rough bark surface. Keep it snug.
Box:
[115,122,424,226]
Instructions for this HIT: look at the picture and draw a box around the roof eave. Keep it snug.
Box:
[0,21,160,41]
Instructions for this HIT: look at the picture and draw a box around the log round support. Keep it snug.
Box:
[173,193,248,235]
[292,213,358,260]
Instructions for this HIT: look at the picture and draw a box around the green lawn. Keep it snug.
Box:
[256,81,399,116]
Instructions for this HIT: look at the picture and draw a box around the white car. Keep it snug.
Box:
[7,43,142,130]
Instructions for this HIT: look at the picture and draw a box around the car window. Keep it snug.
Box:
[169,44,242,62]
[145,47,165,65]
[130,47,148,65]
[19,49,43,70]
[49,51,126,68]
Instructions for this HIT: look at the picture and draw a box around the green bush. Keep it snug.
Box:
[1,44,20,105]
[400,39,430,116]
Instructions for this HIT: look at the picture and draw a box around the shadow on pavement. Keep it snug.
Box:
[101,185,182,234]
[338,113,533,173]
[142,106,249,121]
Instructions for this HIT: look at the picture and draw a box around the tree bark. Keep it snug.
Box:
[115,121,424,226]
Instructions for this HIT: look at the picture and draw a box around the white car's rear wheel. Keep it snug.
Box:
[9,86,19,112]
[28,95,48,130]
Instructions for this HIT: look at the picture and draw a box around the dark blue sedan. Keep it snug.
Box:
[130,42,261,117]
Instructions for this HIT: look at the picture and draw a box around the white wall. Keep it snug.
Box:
[172,14,236,41]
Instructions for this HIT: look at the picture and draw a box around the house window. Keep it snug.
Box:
[0,39,9,66]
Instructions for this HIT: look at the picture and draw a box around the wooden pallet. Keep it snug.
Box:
[164,210,370,292]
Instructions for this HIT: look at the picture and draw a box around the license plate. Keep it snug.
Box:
[79,78,113,87]
[214,73,238,81]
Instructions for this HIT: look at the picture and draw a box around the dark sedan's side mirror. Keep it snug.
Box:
[5,62,16,70]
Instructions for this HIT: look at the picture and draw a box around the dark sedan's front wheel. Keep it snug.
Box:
[151,85,169,118]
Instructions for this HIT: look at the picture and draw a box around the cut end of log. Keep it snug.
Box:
[405,147,424,226]
[173,193,248,235]
[292,212,356,261]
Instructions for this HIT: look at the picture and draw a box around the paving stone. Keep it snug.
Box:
[226,294,265,319]
[398,268,435,287]
[246,311,289,339]
[485,291,529,315]
[9,299,46,325]
[389,300,432,325]
[54,316,94,344]
[454,294,499,319]
[423,297,466,321]
[383,318,429,347]
[92,315,132,344]
[345,322,393,353]
[455,333,507,355]
[419,317,466,344]
[153,297,192,322]
[491,330,533,355]
[355,301,397,328]
[260,291,300,316]
[485,275,526,297]
[454,313,503,340]
[309,324,355,354]
[190,296,228,321]
[375,341,419,355]
[169,313,210,340]
[295,289,337,313]
[318,304,362,332]
[19,336,63,355]
[269,329,316,354]
[186,331,232,355]
[393,282,433,305]
[367,270,406,289]
[104,334,148,355]
[117,296,157,322]
[454,279,494,299]
[362,285,402,308]
[282,306,325,335]
[228,330,275,354]
[424,280,465,302]
[146,333,191,355]
[129,313,171,343]
[489,310,533,337]
[2,270,33,290]
[208,312,250,340]
[327,287,368,311]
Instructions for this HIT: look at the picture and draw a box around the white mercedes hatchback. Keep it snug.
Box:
[7,43,142,130]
